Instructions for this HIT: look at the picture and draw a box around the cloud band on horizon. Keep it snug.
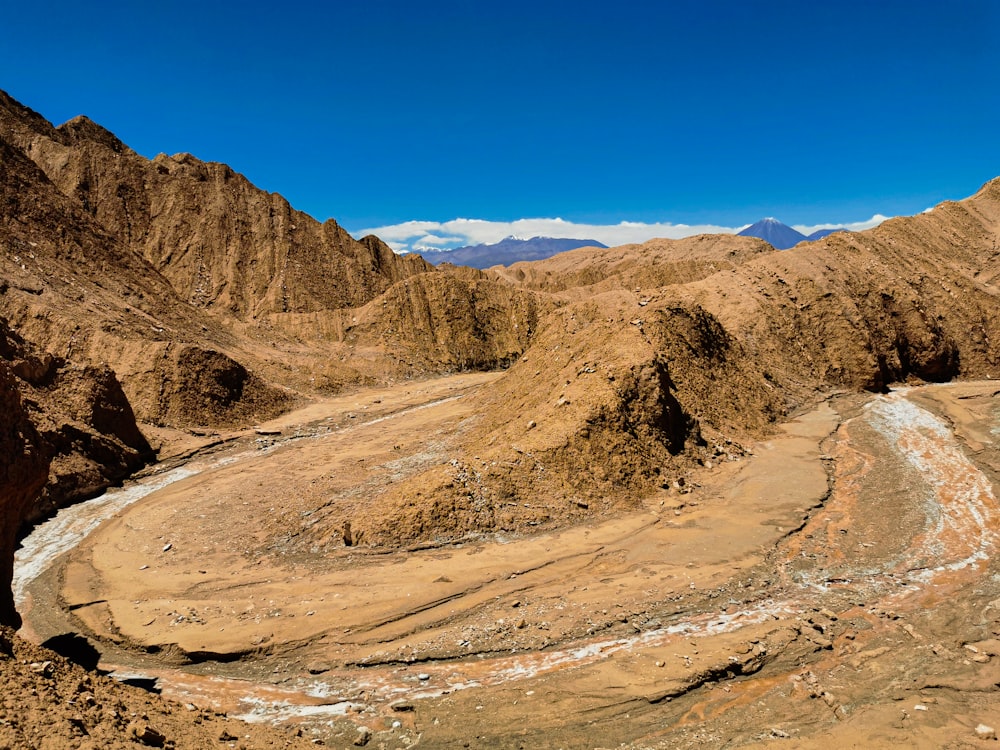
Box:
[352,215,891,254]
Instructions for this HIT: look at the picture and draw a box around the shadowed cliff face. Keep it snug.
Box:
[0,363,47,627]
[0,319,151,522]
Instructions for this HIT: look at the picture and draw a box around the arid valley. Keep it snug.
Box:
[4,86,1000,749]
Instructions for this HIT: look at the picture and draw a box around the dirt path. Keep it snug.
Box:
[16,378,1000,748]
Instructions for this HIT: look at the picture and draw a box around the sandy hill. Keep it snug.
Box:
[486,233,775,296]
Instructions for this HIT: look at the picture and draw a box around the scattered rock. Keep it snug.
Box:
[353,727,372,746]
[134,723,167,747]
[976,724,997,740]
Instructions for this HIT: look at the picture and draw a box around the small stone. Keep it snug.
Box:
[976,724,997,740]
[306,663,331,675]
[135,724,166,747]
[162,543,172,552]
[29,660,54,677]
[391,700,415,712]
[417,673,430,681]
[913,704,928,711]
[526,420,536,430]
[353,727,372,746]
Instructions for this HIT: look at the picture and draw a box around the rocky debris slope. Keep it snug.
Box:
[0,625,316,749]
[268,271,552,376]
[0,320,150,512]
[679,178,1000,393]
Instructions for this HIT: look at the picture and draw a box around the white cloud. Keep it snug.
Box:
[354,217,743,254]
[352,214,893,254]
[412,234,466,246]
[791,214,891,236]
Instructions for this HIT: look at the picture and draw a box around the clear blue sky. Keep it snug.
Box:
[2,0,998,247]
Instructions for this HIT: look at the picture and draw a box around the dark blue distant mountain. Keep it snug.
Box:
[737,218,808,250]
[418,236,608,269]
[806,228,846,241]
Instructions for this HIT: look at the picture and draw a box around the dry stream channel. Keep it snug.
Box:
[14,375,1000,748]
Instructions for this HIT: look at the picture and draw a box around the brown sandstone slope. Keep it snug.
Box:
[267,271,553,378]
[486,233,774,297]
[674,178,1000,394]
[0,320,149,512]
[0,90,430,320]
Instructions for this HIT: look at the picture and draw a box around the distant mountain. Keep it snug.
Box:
[737,218,808,250]
[806,228,846,241]
[418,236,608,269]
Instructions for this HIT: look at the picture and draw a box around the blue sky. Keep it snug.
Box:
[2,0,998,251]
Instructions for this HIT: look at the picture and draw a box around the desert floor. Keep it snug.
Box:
[16,375,1000,748]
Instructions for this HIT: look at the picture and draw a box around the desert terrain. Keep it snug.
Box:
[14,377,1000,748]
[3,89,1000,748]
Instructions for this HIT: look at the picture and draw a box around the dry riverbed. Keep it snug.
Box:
[16,377,1000,748]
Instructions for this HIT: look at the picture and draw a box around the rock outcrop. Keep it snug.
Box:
[0,362,47,627]
[0,319,151,626]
